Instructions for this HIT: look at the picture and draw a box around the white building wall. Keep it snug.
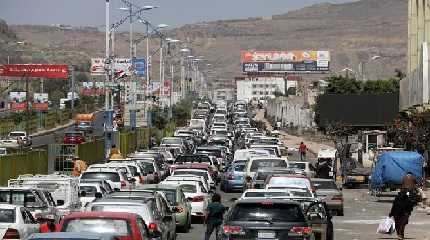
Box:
[236,77,286,102]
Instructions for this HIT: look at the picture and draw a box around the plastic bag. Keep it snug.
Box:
[377,217,395,234]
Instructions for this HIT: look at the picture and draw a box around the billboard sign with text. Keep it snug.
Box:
[241,50,330,73]
[0,64,69,78]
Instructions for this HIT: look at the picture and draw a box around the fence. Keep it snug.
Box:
[0,149,48,186]
[77,138,105,165]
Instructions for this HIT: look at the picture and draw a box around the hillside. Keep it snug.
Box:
[2,0,408,83]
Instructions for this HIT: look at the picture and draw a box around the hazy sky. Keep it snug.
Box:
[0,0,355,30]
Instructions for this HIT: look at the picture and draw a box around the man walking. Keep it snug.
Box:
[299,142,307,161]
[205,193,226,240]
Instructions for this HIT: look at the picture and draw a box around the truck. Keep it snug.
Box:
[8,174,82,218]
[74,114,95,134]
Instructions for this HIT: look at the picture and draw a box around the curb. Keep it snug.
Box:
[31,121,75,138]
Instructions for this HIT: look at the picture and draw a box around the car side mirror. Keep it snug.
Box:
[56,200,65,206]
[95,192,103,199]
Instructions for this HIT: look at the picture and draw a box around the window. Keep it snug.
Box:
[63,219,131,236]
[21,209,36,224]
[229,203,305,222]
[0,209,15,223]
[80,172,120,182]
[136,218,148,239]
[252,91,258,95]
[252,84,257,88]
[250,159,287,171]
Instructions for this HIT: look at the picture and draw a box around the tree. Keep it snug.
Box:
[325,75,362,94]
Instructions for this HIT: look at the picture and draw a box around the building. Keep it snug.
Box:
[236,77,294,102]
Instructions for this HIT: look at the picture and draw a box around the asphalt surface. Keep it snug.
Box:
[31,112,105,146]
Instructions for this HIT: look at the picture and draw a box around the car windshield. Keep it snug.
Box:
[174,170,208,180]
[176,155,211,164]
[81,172,120,182]
[314,181,338,189]
[79,186,98,196]
[229,203,305,222]
[0,149,6,154]
[196,149,222,158]
[9,132,25,137]
[63,218,130,236]
[250,159,287,171]
[268,177,311,189]
[180,184,197,193]
[0,209,15,223]
[289,162,306,170]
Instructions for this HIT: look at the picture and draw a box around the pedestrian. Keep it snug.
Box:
[243,176,253,191]
[389,190,415,240]
[72,157,87,177]
[109,144,123,160]
[205,193,226,240]
[299,142,307,161]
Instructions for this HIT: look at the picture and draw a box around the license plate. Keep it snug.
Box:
[355,176,365,182]
[258,231,276,239]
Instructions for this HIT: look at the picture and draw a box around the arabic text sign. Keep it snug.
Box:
[0,64,69,78]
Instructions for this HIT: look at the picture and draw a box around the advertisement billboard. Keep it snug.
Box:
[241,50,330,73]
[0,64,69,78]
[113,58,133,78]
[133,58,146,77]
[10,102,27,111]
[90,58,105,75]
[33,93,48,103]
[9,92,26,103]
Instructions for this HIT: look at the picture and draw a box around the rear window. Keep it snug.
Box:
[176,155,211,164]
[79,186,98,196]
[174,170,208,180]
[0,209,15,223]
[250,160,287,171]
[63,218,131,236]
[229,203,305,222]
[180,184,197,193]
[81,172,120,182]
[268,177,310,189]
[162,139,181,145]
[196,149,222,158]
[290,163,306,170]
[234,164,246,172]
[141,162,155,172]
[244,192,290,198]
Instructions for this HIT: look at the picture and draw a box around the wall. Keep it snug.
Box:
[408,0,430,73]
[236,77,286,102]
[266,96,314,129]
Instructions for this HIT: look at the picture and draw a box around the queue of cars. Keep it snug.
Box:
[0,99,344,240]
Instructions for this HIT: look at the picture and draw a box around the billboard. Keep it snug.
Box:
[33,93,48,103]
[133,58,146,77]
[10,102,27,111]
[90,58,105,75]
[0,64,69,78]
[317,94,399,128]
[9,92,26,103]
[241,50,330,73]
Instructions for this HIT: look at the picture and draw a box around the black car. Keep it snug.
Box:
[222,199,313,240]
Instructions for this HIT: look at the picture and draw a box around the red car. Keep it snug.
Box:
[63,131,86,144]
[57,211,157,240]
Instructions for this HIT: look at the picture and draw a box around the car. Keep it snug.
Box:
[165,175,210,193]
[0,204,39,240]
[305,201,334,240]
[312,178,344,216]
[240,188,314,200]
[57,211,155,240]
[0,187,58,222]
[138,184,192,232]
[289,161,317,178]
[265,174,314,193]
[28,232,117,240]
[251,167,297,189]
[222,199,313,240]
[220,162,246,193]
[63,131,86,145]
[244,157,289,179]
[161,180,209,220]
[137,160,161,184]
[172,168,216,189]
[233,149,271,163]
[87,198,173,240]
[9,131,32,146]
[80,168,129,191]
[78,182,108,208]
[341,158,370,188]
[248,144,282,158]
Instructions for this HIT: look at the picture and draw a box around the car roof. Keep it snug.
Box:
[0,204,19,209]
[63,211,138,220]
[92,198,149,205]
[28,232,116,240]
[235,198,301,205]
[311,178,335,182]
[174,163,210,169]
[137,184,178,190]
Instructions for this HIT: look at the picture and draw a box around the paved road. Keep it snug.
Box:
[176,187,430,240]
[31,112,104,146]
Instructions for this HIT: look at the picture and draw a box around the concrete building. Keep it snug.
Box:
[237,77,294,102]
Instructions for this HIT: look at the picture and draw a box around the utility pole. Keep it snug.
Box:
[168,64,173,119]
[159,38,163,100]
[104,0,114,160]
[69,65,75,115]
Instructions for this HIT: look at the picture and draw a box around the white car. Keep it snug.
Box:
[164,175,210,192]
[80,168,129,191]
[78,182,108,209]
[265,175,313,193]
[244,157,289,179]
[289,161,317,178]
[172,169,215,189]
[241,188,314,200]
[1,131,32,148]
[233,149,271,162]
[0,204,39,239]
[162,180,209,219]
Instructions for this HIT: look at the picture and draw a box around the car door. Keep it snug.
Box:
[158,196,175,236]
[20,208,39,239]
[305,201,333,240]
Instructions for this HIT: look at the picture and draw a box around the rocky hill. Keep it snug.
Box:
[1,0,408,82]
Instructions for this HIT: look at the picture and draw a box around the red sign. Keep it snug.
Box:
[81,88,104,96]
[0,64,69,79]
[32,102,49,111]
[10,102,27,111]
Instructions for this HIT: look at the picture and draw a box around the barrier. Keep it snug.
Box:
[0,149,48,186]
[77,138,105,165]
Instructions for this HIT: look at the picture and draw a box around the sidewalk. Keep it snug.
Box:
[254,109,334,154]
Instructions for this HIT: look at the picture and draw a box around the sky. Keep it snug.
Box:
[0,0,355,31]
